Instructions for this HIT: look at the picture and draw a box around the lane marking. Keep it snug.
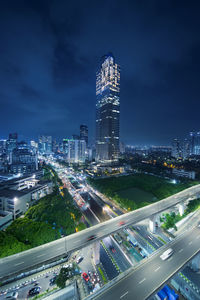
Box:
[155,266,160,272]
[179,249,183,253]
[189,241,192,245]
[15,262,24,266]
[120,291,128,299]
[139,278,146,284]
[37,254,46,258]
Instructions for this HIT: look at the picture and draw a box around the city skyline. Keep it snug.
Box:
[0,1,200,145]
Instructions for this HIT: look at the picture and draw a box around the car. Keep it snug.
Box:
[82,272,89,282]
[76,256,84,264]
[28,286,41,296]
[87,235,96,241]
[109,245,116,253]
[160,248,174,261]
[119,221,125,226]
[5,291,18,299]
[49,276,57,285]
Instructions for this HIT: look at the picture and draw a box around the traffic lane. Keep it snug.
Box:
[103,236,130,272]
[95,227,200,300]
[0,240,66,278]
[0,186,200,279]
[133,225,163,249]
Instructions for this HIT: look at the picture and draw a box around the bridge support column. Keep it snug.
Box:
[178,203,185,216]
[149,215,157,234]
[190,253,200,272]
[93,241,100,265]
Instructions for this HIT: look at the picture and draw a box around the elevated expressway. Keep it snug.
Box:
[93,219,200,300]
[0,184,200,282]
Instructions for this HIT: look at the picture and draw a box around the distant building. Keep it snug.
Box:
[172,168,195,180]
[171,138,182,159]
[80,125,88,147]
[182,138,190,159]
[63,139,86,163]
[96,53,120,163]
[6,133,18,163]
[189,131,200,155]
[0,139,7,154]
[10,148,38,175]
[120,142,125,154]
[38,136,52,154]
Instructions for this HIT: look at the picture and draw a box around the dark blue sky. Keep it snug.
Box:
[0,0,200,145]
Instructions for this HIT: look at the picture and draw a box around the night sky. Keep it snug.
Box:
[0,1,200,145]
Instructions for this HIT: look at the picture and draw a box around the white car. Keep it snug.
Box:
[6,291,18,299]
[160,248,173,261]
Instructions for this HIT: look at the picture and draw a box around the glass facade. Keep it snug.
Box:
[96,53,120,162]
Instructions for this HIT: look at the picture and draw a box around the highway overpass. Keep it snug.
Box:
[0,184,200,281]
[91,221,200,300]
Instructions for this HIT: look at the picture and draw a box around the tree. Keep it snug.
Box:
[56,267,72,289]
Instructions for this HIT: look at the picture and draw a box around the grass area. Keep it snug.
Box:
[98,266,107,284]
[117,187,156,205]
[157,236,167,244]
[32,287,58,299]
[88,174,198,211]
[0,166,85,258]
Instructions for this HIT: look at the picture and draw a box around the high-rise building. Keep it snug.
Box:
[96,53,120,162]
[171,138,181,159]
[182,138,190,159]
[38,136,52,154]
[80,125,88,147]
[63,139,86,163]
[189,131,200,155]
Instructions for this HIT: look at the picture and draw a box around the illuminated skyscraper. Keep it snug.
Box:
[96,53,120,162]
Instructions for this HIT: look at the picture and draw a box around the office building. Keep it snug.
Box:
[10,148,38,174]
[182,138,190,159]
[63,139,86,164]
[171,138,181,159]
[38,136,52,154]
[96,53,120,163]
[80,125,88,147]
[189,131,200,155]
[172,168,195,180]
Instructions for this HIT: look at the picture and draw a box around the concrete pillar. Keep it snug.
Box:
[190,253,200,272]
[93,241,100,265]
[178,203,185,216]
[149,215,157,233]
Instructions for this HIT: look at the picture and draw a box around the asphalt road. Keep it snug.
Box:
[94,225,200,300]
[0,184,200,281]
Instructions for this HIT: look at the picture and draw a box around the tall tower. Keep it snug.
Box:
[95,53,120,163]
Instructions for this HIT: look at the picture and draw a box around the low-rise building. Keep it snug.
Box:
[172,168,196,180]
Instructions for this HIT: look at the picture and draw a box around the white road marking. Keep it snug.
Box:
[37,254,46,258]
[139,278,146,284]
[15,262,24,266]
[155,266,160,272]
[189,241,192,245]
[120,291,129,299]
[179,249,183,253]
